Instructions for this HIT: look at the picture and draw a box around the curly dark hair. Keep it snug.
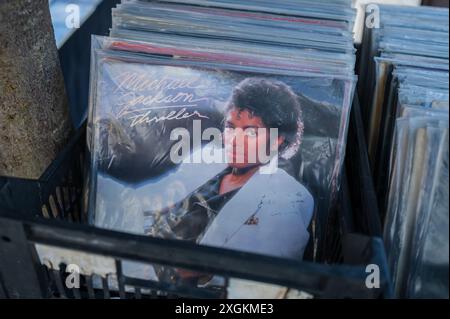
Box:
[225,77,303,153]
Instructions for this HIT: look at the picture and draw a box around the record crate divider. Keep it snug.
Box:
[0,96,393,299]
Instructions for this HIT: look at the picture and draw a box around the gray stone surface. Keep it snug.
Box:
[0,0,72,179]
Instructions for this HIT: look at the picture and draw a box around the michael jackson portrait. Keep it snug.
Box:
[143,77,315,265]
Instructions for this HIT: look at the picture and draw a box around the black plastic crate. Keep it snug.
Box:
[0,96,392,299]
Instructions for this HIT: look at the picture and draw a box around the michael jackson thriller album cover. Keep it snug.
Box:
[86,38,355,284]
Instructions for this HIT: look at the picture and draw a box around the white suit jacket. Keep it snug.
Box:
[174,144,315,260]
[198,165,314,260]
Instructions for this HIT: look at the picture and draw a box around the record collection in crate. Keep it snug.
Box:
[358,5,449,299]
[0,0,447,299]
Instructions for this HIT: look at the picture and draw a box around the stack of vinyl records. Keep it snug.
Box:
[359,5,449,298]
[85,0,358,293]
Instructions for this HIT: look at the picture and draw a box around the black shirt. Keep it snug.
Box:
[144,166,240,243]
